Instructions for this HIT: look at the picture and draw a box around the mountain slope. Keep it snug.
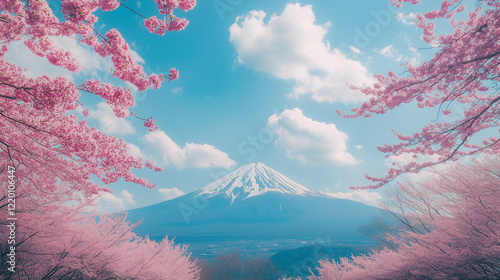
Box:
[126,163,383,245]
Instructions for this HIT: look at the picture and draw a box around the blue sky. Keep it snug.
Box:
[7,0,478,210]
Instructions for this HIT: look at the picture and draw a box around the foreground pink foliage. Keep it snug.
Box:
[311,158,500,279]
[339,0,500,189]
[0,195,199,279]
[0,0,198,278]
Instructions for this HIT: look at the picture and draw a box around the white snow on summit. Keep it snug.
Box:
[198,162,321,204]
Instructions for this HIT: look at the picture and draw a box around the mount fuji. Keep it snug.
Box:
[198,162,320,204]
[126,163,383,246]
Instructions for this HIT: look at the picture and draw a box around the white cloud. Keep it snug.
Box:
[119,190,136,205]
[349,45,363,55]
[229,4,373,103]
[96,192,126,213]
[171,87,183,94]
[355,145,363,150]
[267,108,359,166]
[158,188,186,201]
[130,49,145,64]
[50,36,107,74]
[126,142,143,158]
[4,40,75,81]
[379,45,402,62]
[3,36,141,83]
[405,36,422,65]
[323,189,382,207]
[396,12,416,25]
[3,36,119,88]
[141,130,235,169]
[92,190,135,213]
[379,40,421,65]
[89,102,136,135]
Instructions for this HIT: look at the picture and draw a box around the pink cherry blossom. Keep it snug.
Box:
[311,158,500,279]
[340,0,500,189]
[168,67,179,82]
[0,0,196,278]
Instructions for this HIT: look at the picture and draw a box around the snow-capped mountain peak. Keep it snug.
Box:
[198,162,321,204]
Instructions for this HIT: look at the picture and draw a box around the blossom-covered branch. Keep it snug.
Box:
[338,0,500,189]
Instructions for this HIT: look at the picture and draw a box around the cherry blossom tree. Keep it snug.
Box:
[310,157,500,279]
[338,0,500,189]
[0,0,196,194]
[0,191,199,279]
[0,0,199,278]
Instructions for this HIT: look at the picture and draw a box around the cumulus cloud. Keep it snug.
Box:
[126,142,143,158]
[88,102,136,135]
[130,49,145,64]
[50,36,109,74]
[158,188,186,201]
[4,36,142,82]
[4,40,75,81]
[322,189,382,207]
[229,4,373,103]
[267,108,359,165]
[379,45,400,60]
[96,192,126,213]
[119,190,136,205]
[349,45,363,55]
[141,130,235,169]
[93,189,136,213]
[396,12,416,25]
[379,39,421,65]
[405,38,422,65]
